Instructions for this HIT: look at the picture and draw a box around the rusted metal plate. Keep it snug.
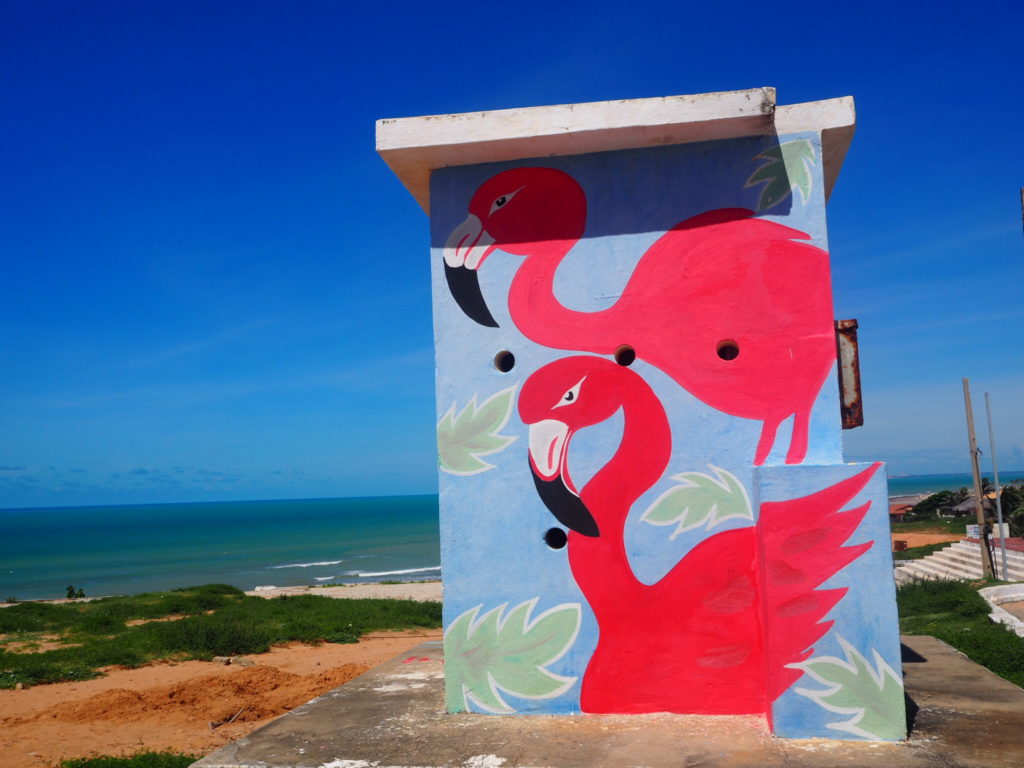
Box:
[835,319,863,429]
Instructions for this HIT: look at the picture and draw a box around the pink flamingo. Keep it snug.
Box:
[518,355,878,715]
[445,167,837,465]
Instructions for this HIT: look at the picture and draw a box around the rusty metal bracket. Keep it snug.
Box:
[835,319,863,429]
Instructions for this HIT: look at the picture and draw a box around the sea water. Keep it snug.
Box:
[0,495,440,601]
[887,471,1024,497]
[4,472,1023,601]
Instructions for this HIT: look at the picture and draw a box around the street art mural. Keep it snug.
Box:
[428,133,905,740]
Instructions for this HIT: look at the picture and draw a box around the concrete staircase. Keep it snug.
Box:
[895,540,1024,584]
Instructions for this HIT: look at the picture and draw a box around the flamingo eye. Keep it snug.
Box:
[553,377,586,409]
[488,186,525,216]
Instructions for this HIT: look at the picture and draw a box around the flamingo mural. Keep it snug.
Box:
[518,356,878,715]
[402,112,907,737]
[443,166,836,465]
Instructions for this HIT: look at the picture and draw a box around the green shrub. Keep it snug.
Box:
[0,585,440,688]
[60,751,199,768]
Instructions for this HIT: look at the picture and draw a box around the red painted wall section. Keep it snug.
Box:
[432,135,905,739]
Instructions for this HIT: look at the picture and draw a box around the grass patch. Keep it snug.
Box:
[0,584,441,689]
[897,542,957,560]
[891,518,966,535]
[898,579,1024,688]
[60,751,199,768]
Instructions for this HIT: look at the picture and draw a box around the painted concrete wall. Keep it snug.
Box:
[428,133,905,740]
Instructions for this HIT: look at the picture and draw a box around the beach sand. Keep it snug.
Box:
[891,532,965,548]
[246,580,443,601]
[0,582,443,768]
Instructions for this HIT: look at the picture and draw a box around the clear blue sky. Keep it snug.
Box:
[2,1,1021,509]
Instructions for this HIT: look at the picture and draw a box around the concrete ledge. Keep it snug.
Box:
[377,89,855,213]
[192,636,1024,768]
[980,583,1024,637]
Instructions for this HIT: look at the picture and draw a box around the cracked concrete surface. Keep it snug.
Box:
[192,636,1024,768]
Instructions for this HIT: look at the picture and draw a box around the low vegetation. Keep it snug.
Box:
[0,584,441,689]
[897,578,1024,688]
[891,518,965,535]
[900,479,1024,537]
[60,752,199,768]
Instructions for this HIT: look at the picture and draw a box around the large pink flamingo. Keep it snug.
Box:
[445,167,837,465]
[518,355,878,715]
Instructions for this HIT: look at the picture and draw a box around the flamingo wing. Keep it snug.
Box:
[757,462,881,702]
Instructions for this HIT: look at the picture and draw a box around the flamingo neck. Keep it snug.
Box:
[570,393,671,603]
[508,243,619,353]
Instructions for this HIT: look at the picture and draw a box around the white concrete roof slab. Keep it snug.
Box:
[376,88,855,213]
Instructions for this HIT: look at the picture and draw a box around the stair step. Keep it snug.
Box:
[930,551,986,570]
[906,558,979,581]
[894,536,1024,584]
[952,542,1024,564]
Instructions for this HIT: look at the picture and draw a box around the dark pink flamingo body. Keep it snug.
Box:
[447,168,836,464]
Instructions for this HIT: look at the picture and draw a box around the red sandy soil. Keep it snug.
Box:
[891,532,964,549]
[0,629,441,768]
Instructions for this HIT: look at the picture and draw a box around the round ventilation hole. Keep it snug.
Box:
[614,345,636,367]
[716,340,739,361]
[493,350,515,373]
[544,527,568,549]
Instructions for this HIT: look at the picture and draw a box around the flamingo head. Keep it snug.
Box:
[518,356,633,537]
[443,167,586,327]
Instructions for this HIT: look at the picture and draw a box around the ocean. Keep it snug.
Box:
[3,471,1022,602]
[887,471,1024,497]
[0,495,440,602]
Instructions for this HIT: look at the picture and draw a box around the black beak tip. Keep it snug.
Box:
[444,262,499,328]
[530,464,599,538]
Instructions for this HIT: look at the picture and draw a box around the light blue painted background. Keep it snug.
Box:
[760,463,904,740]
[427,133,898,733]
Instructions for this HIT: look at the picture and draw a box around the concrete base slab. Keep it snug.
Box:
[192,636,1024,768]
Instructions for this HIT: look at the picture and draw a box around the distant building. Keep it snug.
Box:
[889,503,913,523]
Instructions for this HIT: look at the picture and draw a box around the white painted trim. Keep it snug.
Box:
[376,89,855,213]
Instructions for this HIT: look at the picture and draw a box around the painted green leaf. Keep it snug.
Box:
[640,465,753,539]
[445,599,581,713]
[792,635,906,740]
[437,385,517,475]
[745,139,817,211]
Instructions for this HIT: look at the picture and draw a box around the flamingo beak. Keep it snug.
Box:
[528,420,599,537]
[443,214,498,328]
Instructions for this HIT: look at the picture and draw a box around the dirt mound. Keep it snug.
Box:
[0,629,439,768]
[18,663,369,726]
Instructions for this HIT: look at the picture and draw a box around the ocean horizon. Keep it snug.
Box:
[3,470,1022,602]
[0,495,441,602]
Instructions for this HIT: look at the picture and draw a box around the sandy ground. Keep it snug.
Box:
[891,533,965,548]
[1001,601,1024,621]
[246,580,442,602]
[0,583,443,768]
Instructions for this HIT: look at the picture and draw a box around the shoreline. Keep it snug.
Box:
[246,580,443,602]
[0,580,443,608]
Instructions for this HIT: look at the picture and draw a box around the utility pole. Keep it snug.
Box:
[963,378,995,579]
[984,392,1010,581]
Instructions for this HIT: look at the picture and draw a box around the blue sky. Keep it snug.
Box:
[1,1,1021,509]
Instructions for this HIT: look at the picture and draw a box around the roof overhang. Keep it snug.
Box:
[376,88,855,214]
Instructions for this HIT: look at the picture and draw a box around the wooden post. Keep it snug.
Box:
[963,378,995,579]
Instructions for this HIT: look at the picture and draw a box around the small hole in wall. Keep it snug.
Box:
[544,527,568,549]
[614,345,636,367]
[493,350,515,373]
[716,340,740,361]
